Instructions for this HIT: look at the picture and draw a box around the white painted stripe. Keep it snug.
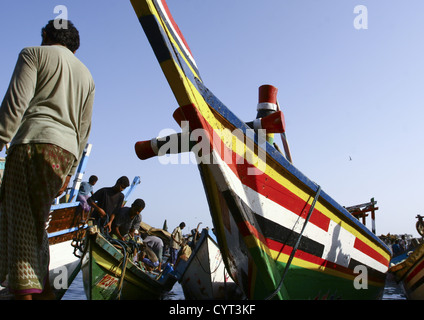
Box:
[156,0,198,68]
[257,102,277,111]
[209,150,388,272]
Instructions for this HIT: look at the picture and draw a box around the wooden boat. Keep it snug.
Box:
[47,201,86,298]
[139,221,172,246]
[130,0,392,299]
[81,225,177,300]
[175,228,245,300]
[388,216,424,300]
[389,242,424,300]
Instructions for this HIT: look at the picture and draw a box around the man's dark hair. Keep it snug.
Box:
[88,175,98,184]
[132,199,145,211]
[116,176,130,188]
[41,19,80,52]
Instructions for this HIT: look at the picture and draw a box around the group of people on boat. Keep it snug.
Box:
[76,174,188,275]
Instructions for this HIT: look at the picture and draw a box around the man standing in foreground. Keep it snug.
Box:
[0,19,95,300]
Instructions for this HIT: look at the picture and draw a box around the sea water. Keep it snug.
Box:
[61,270,185,300]
[61,271,406,300]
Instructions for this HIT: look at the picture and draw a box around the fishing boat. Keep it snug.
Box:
[388,216,424,300]
[130,0,392,299]
[389,242,424,300]
[81,225,177,300]
[47,201,87,298]
[49,174,141,299]
[175,228,244,300]
[139,221,172,246]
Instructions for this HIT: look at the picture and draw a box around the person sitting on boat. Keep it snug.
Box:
[170,222,186,265]
[76,175,98,215]
[105,198,145,241]
[139,244,160,272]
[142,234,164,271]
[88,176,129,231]
[177,239,192,262]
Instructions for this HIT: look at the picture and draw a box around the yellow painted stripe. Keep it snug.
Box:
[244,234,385,287]
[130,0,152,17]
[132,0,201,81]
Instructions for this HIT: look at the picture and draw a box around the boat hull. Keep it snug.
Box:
[198,148,389,300]
[175,229,244,300]
[130,0,392,299]
[47,203,86,245]
[81,229,176,300]
[390,243,424,300]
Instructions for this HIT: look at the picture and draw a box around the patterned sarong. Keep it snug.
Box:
[0,144,75,295]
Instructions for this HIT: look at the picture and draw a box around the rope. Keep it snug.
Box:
[265,185,321,300]
[108,238,129,300]
[193,248,223,276]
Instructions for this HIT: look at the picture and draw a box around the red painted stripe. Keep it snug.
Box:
[179,104,389,268]
[223,142,330,231]
[354,238,389,266]
[178,104,330,231]
[159,0,194,57]
[406,259,424,283]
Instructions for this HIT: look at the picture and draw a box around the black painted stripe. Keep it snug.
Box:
[222,189,325,259]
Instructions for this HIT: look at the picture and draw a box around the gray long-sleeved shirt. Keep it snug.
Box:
[0,45,95,174]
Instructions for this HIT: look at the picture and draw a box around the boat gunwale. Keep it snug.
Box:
[176,229,218,280]
[87,231,166,292]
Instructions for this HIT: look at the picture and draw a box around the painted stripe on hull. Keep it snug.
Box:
[404,259,424,299]
[209,149,386,298]
[354,238,389,267]
[135,0,200,95]
[181,103,390,272]
[152,0,198,71]
[195,81,390,257]
[223,187,386,285]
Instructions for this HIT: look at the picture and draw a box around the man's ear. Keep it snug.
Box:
[41,31,51,45]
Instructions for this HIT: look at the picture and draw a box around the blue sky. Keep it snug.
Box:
[1,1,423,237]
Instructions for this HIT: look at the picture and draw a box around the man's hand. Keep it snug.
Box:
[105,221,112,233]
